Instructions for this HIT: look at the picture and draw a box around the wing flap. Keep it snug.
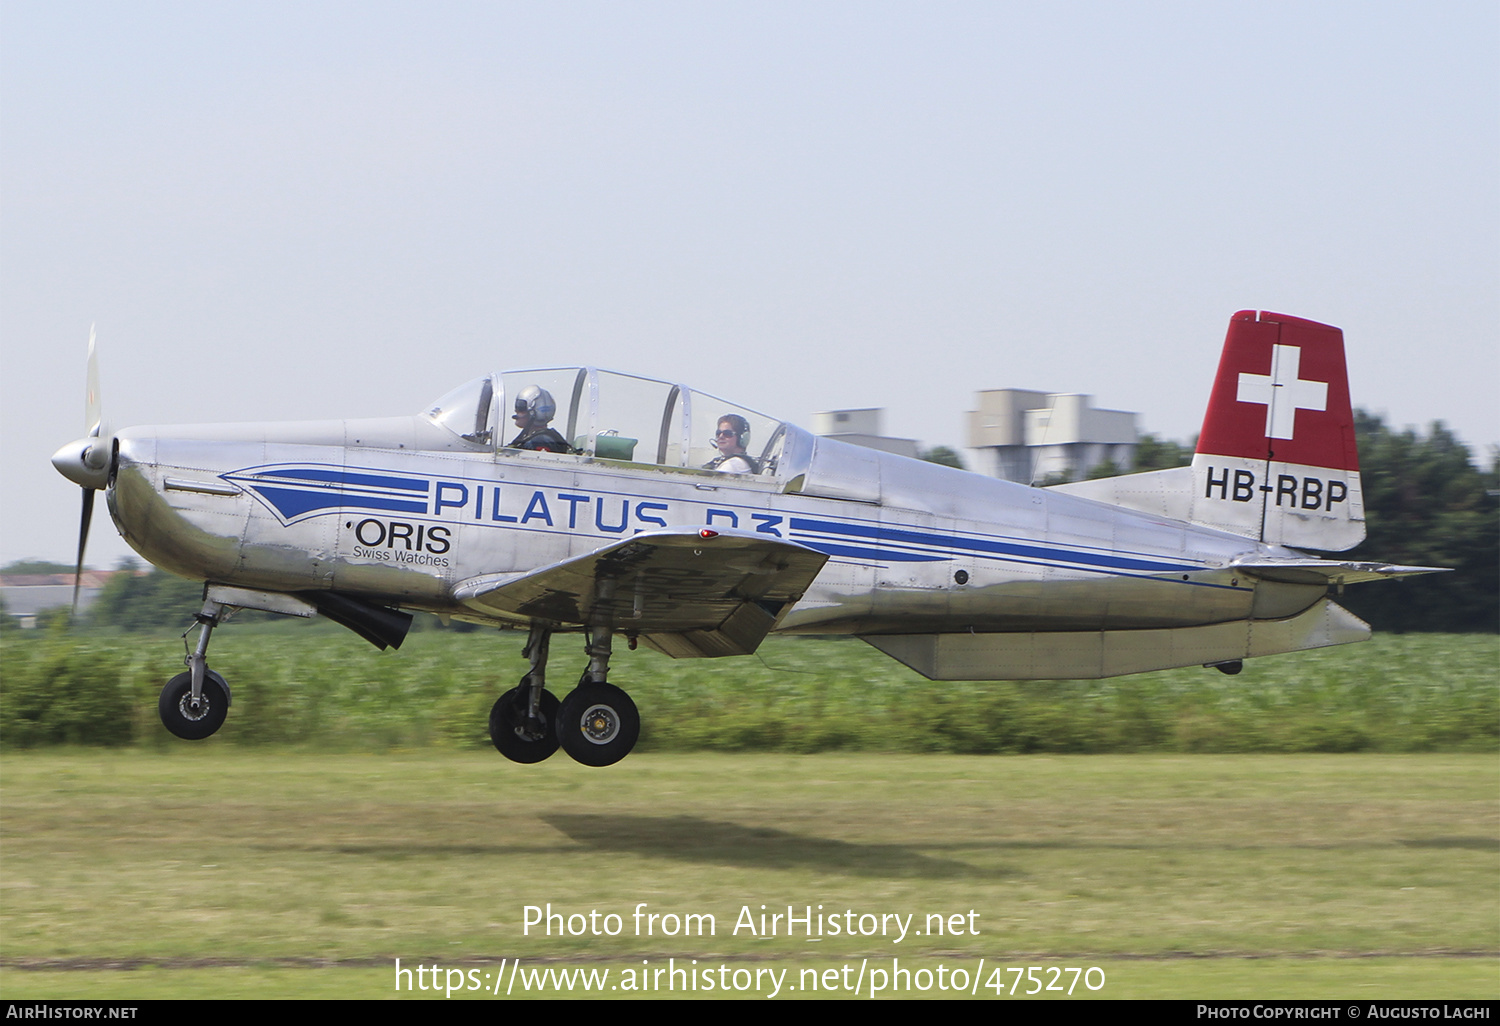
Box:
[453,528,828,656]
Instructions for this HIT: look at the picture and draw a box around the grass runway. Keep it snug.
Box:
[1,750,1495,999]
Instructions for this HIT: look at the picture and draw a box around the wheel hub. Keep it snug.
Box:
[513,711,549,742]
[177,693,212,721]
[579,704,620,745]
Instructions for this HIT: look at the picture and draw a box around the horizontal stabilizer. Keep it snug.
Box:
[454,528,828,657]
[1229,557,1449,586]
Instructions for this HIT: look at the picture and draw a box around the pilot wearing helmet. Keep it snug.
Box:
[508,385,572,453]
[704,414,760,474]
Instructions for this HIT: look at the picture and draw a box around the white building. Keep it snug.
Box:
[812,408,919,458]
[967,389,1137,483]
[0,572,108,628]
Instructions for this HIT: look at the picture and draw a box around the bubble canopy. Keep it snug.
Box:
[424,368,791,478]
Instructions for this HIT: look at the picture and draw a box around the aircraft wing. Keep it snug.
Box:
[1230,557,1449,586]
[452,528,829,658]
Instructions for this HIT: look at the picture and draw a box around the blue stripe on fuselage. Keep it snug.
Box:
[264,468,431,492]
[788,516,1196,573]
[801,543,946,562]
[250,485,428,519]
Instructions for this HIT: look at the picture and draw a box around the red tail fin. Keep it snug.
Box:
[1191,311,1364,550]
[1198,311,1358,472]
[1049,310,1365,550]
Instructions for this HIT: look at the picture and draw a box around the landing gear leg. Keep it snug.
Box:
[159,600,232,740]
[557,625,640,767]
[583,623,610,686]
[490,624,560,764]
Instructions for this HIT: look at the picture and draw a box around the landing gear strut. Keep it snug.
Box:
[159,602,232,740]
[557,625,640,767]
[492,623,641,767]
[490,624,560,763]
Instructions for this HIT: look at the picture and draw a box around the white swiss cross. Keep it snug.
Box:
[1236,344,1327,440]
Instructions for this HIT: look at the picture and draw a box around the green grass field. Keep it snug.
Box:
[2,750,1495,999]
[3,628,1496,753]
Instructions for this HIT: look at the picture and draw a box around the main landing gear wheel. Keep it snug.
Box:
[557,682,640,767]
[489,686,560,764]
[158,670,230,740]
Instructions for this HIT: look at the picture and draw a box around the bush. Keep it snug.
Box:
[0,631,134,747]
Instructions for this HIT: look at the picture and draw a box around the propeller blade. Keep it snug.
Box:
[73,488,95,614]
[85,324,100,433]
[82,325,112,475]
[54,326,114,489]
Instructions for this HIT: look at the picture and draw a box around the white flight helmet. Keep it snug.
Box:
[514,385,557,423]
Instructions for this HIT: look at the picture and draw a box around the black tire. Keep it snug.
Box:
[159,670,230,741]
[489,686,560,764]
[557,682,640,767]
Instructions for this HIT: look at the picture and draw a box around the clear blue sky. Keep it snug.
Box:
[3,1,1495,569]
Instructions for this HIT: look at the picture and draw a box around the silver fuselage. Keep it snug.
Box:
[108,413,1323,641]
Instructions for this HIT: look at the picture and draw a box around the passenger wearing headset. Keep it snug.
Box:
[508,385,573,453]
[704,414,760,473]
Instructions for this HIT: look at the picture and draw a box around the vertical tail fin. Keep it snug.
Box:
[1048,310,1365,551]
[1191,310,1364,550]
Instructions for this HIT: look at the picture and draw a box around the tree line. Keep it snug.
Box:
[1331,413,1496,632]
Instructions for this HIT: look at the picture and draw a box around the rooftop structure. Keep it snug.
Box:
[811,408,919,458]
[967,389,1137,483]
[0,571,116,627]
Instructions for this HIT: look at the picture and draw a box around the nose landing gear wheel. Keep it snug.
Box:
[557,683,639,767]
[159,671,230,740]
[489,686,560,764]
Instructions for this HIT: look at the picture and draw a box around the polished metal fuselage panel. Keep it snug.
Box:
[107,414,1321,649]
